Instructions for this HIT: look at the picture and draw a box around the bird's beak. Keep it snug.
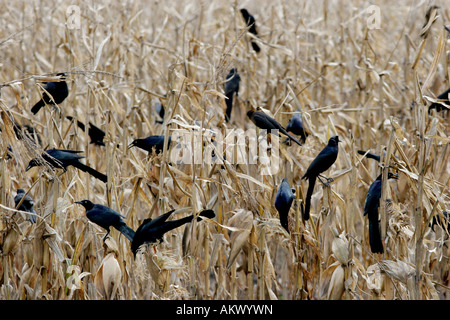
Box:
[75,201,83,205]
[127,142,135,149]
[391,173,399,180]
[25,164,32,172]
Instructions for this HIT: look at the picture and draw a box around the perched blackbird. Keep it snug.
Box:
[357,150,381,162]
[428,88,449,113]
[430,211,449,233]
[31,73,69,115]
[224,68,241,122]
[247,110,303,146]
[286,110,308,144]
[155,102,165,124]
[131,209,215,257]
[302,136,340,220]
[128,135,172,154]
[363,172,398,254]
[240,8,261,53]
[14,189,37,223]
[274,178,295,233]
[66,116,106,146]
[76,200,135,242]
[13,122,42,146]
[26,148,107,183]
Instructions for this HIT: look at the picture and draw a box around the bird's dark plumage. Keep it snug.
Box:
[131,209,215,257]
[14,189,37,223]
[274,178,295,233]
[286,110,308,144]
[247,110,303,146]
[13,122,42,146]
[240,8,260,53]
[302,136,340,220]
[76,200,135,242]
[128,135,172,154]
[363,172,398,254]
[31,73,69,115]
[66,116,106,146]
[155,102,165,124]
[430,211,449,232]
[224,69,241,122]
[26,148,107,183]
[428,88,449,113]
[357,150,381,162]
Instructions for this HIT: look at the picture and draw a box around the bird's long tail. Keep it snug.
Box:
[31,100,45,115]
[74,162,108,183]
[304,177,316,220]
[161,209,215,234]
[279,211,290,233]
[115,222,135,242]
[280,128,302,146]
[368,219,384,254]
[225,92,234,122]
[251,40,261,53]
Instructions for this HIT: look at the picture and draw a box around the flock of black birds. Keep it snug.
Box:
[6,7,450,263]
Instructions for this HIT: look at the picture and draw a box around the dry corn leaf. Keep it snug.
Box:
[327,264,345,300]
[226,209,253,268]
[94,253,122,299]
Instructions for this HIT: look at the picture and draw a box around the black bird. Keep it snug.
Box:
[430,211,449,233]
[302,136,340,220]
[363,172,398,254]
[357,150,381,162]
[155,102,165,124]
[286,110,308,144]
[31,73,69,115]
[428,88,449,113]
[26,148,107,183]
[76,200,135,242]
[247,110,303,146]
[131,209,215,257]
[274,178,295,233]
[224,68,241,122]
[128,135,172,154]
[14,189,37,223]
[240,8,261,53]
[13,122,42,146]
[66,116,106,146]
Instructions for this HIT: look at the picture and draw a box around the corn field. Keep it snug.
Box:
[0,0,449,301]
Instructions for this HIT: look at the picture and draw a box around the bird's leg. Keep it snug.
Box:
[318,174,334,184]
[102,230,110,242]
[317,175,332,187]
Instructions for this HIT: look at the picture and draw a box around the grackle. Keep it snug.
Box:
[31,73,69,115]
[428,88,449,113]
[131,209,215,257]
[240,8,261,53]
[26,148,107,183]
[274,178,295,233]
[76,200,135,242]
[430,211,449,233]
[66,116,106,146]
[128,135,172,154]
[13,122,42,146]
[286,110,308,144]
[224,68,241,122]
[247,110,303,146]
[357,150,381,162]
[302,136,340,220]
[14,189,37,223]
[363,172,398,254]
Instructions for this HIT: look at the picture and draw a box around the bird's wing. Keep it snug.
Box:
[148,209,176,227]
